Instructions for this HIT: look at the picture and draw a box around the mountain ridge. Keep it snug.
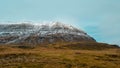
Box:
[0,22,96,45]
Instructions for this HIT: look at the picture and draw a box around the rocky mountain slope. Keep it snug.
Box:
[0,22,96,44]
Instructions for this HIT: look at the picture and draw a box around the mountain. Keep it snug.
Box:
[0,22,120,68]
[0,22,96,45]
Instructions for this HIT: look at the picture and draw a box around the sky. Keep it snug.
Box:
[0,0,120,45]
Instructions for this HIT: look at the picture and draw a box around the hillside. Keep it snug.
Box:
[0,42,119,68]
[0,22,119,68]
[0,22,95,44]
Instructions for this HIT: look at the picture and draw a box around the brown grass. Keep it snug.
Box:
[0,42,120,68]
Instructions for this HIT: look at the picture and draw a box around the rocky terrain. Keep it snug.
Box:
[0,22,95,45]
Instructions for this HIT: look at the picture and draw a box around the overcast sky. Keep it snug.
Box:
[0,0,120,45]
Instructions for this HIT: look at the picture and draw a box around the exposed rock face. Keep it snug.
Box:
[0,22,96,44]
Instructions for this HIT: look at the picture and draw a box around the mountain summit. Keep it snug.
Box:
[0,22,96,44]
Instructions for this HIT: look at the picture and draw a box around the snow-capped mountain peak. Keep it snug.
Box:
[0,21,96,44]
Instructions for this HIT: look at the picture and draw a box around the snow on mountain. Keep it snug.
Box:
[0,21,96,44]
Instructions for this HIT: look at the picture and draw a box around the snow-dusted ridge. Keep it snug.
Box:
[0,21,96,44]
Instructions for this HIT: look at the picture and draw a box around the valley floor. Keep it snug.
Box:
[0,44,120,68]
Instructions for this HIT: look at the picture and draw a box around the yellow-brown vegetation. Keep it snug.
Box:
[0,42,120,68]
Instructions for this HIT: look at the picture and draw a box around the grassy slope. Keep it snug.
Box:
[0,42,120,68]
